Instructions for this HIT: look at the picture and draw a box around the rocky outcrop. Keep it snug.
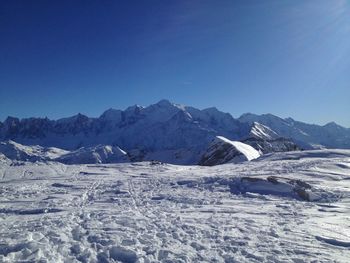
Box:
[199,136,260,166]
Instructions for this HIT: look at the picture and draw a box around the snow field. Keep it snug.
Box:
[0,150,350,262]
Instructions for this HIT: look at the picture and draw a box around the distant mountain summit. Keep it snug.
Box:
[238,113,350,149]
[0,100,349,164]
[240,122,300,154]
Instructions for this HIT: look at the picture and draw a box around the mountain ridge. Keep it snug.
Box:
[2,104,348,130]
[0,100,349,164]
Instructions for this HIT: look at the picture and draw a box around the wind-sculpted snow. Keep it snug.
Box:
[199,136,260,166]
[0,149,350,262]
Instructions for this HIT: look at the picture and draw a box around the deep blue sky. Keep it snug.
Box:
[0,0,349,127]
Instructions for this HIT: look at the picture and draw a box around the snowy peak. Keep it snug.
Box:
[2,117,21,137]
[239,113,289,127]
[0,100,349,165]
[141,99,182,122]
[199,136,260,166]
[154,99,172,107]
[239,113,350,149]
[241,122,299,154]
[202,107,220,115]
[124,104,143,113]
[249,122,279,140]
[56,113,90,124]
[4,116,20,126]
[55,113,94,135]
[323,121,344,130]
[100,108,122,121]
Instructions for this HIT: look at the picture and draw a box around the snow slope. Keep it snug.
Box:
[199,136,261,165]
[55,145,129,164]
[0,149,350,262]
[248,122,279,140]
[0,140,68,162]
[0,141,129,165]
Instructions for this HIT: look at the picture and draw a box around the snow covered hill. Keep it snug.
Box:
[0,140,68,162]
[0,141,130,165]
[55,145,129,164]
[199,136,261,166]
[1,149,350,262]
[0,153,10,164]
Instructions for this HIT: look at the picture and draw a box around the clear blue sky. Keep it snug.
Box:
[0,0,349,127]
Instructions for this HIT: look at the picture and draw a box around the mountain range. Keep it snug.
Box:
[0,99,349,165]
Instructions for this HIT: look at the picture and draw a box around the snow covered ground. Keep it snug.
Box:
[0,149,350,262]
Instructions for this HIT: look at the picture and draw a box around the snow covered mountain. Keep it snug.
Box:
[0,100,249,164]
[247,122,280,140]
[241,122,300,154]
[0,100,349,164]
[239,113,350,149]
[199,136,261,166]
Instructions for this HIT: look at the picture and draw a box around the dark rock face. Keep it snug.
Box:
[2,117,21,139]
[241,122,301,154]
[199,142,235,166]
[19,118,52,139]
[199,136,260,166]
[242,137,300,154]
